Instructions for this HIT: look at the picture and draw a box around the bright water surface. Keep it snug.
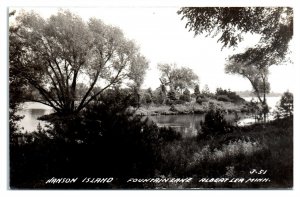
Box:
[17,102,53,133]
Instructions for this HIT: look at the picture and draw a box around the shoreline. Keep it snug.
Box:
[134,100,250,116]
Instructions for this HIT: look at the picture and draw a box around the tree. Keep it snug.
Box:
[158,63,198,94]
[275,91,293,118]
[153,85,167,105]
[167,89,177,105]
[146,88,153,101]
[127,55,149,89]
[180,88,191,102]
[199,104,232,139]
[127,54,149,106]
[202,84,211,97]
[194,84,200,100]
[10,10,148,115]
[9,10,27,141]
[225,52,271,120]
[215,88,244,103]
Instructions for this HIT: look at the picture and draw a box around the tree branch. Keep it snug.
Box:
[76,61,125,112]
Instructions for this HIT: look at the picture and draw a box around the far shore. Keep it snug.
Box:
[133,99,250,116]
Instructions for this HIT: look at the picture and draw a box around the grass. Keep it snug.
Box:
[155,117,293,188]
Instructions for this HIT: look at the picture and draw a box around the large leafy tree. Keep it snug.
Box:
[10,10,148,115]
[275,91,293,118]
[225,48,271,105]
[158,63,198,94]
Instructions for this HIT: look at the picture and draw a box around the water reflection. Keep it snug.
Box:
[148,97,281,137]
[148,113,246,137]
[17,102,53,133]
[148,114,204,137]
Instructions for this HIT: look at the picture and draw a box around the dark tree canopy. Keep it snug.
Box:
[178,7,293,55]
[9,10,148,115]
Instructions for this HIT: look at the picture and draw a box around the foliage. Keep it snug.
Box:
[145,88,154,104]
[10,10,148,115]
[193,84,201,99]
[196,96,208,105]
[199,105,233,138]
[166,89,177,105]
[179,88,191,102]
[158,63,198,93]
[9,10,26,141]
[215,88,245,103]
[127,55,149,89]
[178,7,293,52]
[201,84,213,97]
[141,92,153,105]
[149,85,167,105]
[9,107,24,145]
[216,95,231,102]
[275,91,293,119]
[225,50,271,105]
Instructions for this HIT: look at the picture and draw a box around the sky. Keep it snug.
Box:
[10,7,295,93]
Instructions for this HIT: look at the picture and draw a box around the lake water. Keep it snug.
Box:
[242,96,280,112]
[148,96,281,137]
[147,113,240,137]
[16,96,281,134]
[17,102,53,133]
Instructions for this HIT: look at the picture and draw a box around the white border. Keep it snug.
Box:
[1,0,299,197]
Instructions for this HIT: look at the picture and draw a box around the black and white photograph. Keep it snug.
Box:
[6,4,295,190]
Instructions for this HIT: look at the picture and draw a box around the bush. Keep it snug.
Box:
[141,92,153,105]
[174,99,185,105]
[216,95,231,102]
[275,91,293,119]
[194,84,201,100]
[196,97,208,105]
[199,106,233,139]
[179,89,191,102]
[215,88,245,103]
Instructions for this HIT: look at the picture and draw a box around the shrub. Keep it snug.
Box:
[167,90,176,99]
[196,97,208,105]
[216,95,231,102]
[215,88,245,103]
[199,107,233,139]
[179,89,191,102]
[158,127,182,142]
[275,91,293,119]
[194,84,201,99]
[174,99,185,105]
[141,93,153,105]
[153,88,166,105]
